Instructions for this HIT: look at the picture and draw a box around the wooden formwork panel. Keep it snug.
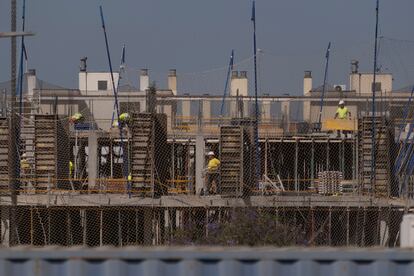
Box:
[130,113,168,196]
[358,117,392,197]
[219,124,255,197]
[34,115,70,191]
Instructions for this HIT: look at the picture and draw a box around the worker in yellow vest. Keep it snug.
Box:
[69,160,74,178]
[334,100,351,120]
[334,100,351,137]
[70,113,83,124]
[112,113,131,128]
[204,151,220,195]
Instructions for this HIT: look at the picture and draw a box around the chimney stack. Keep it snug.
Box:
[168,69,177,95]
[140,69,149,92]
[303,70,312,96]
[27,69,37,98]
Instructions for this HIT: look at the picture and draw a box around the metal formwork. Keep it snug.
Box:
[34,115,70,191]
[130,113,168,196]
[219,124,254,197]
[0,118,8,193]
[358,116,392,197]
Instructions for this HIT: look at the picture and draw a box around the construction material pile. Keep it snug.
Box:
[317,171,343,195]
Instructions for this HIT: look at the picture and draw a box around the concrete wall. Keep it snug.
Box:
[79,72,120,94]
[349,73,392,95]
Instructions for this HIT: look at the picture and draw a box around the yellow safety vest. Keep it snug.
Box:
[208,158,220,171]
[336,107,349,119]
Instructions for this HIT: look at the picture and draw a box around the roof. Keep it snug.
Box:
[0,76,69,95]
[394,85,414,93]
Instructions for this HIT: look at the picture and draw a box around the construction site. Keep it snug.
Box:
[2,1,414,249]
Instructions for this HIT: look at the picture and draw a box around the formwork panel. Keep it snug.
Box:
[130,113,168,196]
[34,115,70,191]
[0,118,9,194]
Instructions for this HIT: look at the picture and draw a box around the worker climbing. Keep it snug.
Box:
[203,151,220,195]
[334,100,351,137]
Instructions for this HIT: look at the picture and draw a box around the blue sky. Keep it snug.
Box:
[1,0,414,95]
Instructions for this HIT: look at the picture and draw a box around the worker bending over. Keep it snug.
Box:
[113,113,130,128]
[334,100,351,137]
[204,151,220,195]
[69,112,83,124]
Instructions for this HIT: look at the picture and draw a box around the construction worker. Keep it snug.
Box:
[70,112,83,124]
[118,112,130,128]
[204,151,220,195]
[334,100,351,137]
[69,160,74,178]
[334,100,351,120]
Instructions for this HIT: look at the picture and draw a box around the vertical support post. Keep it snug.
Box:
[328,207,332,246]
[195,134,205,194]
[88,131,98,190]
[99,209,103,246]
[311,139,315,189]
[346,207,350,246]
[264,138,268,176]
[326,139,330,171]
[295,138,299,191]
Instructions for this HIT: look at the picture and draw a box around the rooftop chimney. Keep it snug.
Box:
[303,71,312,96]
[351,60,359,74]
[27,69,37,98]
[80,57,87,72]
[168,69,177,95]
[140,69,149,92]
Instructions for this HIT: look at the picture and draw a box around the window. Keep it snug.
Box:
[98,80,108,90]
[372,82,381,92]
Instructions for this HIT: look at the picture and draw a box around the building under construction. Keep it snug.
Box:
[0,60,413,247]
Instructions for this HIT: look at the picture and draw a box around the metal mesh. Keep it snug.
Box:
[0,95,409,247]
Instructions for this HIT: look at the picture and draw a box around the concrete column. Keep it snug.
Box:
[1,207,9,246]
[261,94,271,122]
[168,69,177,96]
[281,101,290,130]
[202,95,211,123]
[181,94,191,123]
[303,71,312,122]
[195,134,205,194]
[88,131,98,190]
[26,69,37,99]
[229,71,238,118]
[140,69,149,92]
[163,104,172,132]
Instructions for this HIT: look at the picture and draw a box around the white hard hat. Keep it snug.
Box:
[207,151,215,156]
[339,100,345,105]
[22,153,26,158]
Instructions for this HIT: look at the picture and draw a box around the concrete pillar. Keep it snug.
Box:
[281,101,290,130]
[140,69,149,92]
[143,209,153,245]
[181,94,191,123]
[229,71,238,118]
[168,69,177,96]
[202,95,211,123]
[26,69,37,99]
[163,104,172,132]
[88,131,98,190]
[195,134,205,194]
[303,71,312,122]
[1,207,9,246]
[261,93,271,122]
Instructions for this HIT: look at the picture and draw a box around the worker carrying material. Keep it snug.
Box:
[334,100,351,137]
[203,151,220,195]
[69,113,84,124]
[334,100,351,120]
[113,112,130,128]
